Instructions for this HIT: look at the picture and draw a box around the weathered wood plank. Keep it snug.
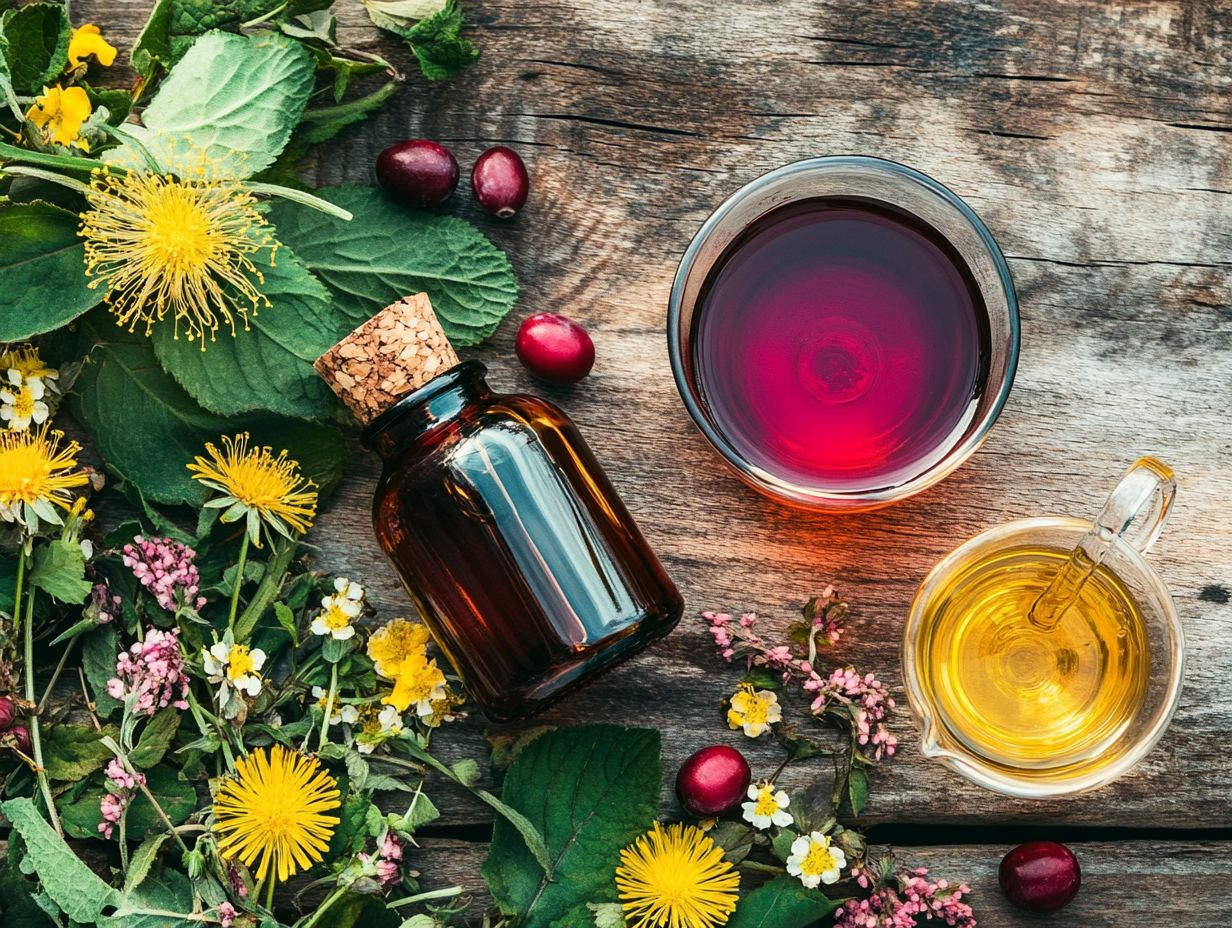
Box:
[77,0,1232,840]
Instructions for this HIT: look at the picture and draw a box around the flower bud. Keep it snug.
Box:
[0,696,16,731]
[8,725,30,754]
[183,847,205,881]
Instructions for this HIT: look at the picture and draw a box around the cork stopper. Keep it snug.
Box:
[314,293,460,425]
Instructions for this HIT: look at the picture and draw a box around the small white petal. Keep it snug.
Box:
[333,624,356,641]
[310,617,329,636]
[249,649,266,670]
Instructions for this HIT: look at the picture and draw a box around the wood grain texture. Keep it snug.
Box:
[70,0,1232,918]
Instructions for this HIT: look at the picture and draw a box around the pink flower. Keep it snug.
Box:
[122,535,206,613]
[375,833,404,887]
[833,867,976,928]
[217,901,237,928]
[108,627,189,717]
[98,758,146,839]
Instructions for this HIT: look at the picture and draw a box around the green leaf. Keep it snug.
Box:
[269,185,518,346]
[0,3,70,94]
[130,709,181,768]
[0,202,98,341]
[122,833,171,895]
[59,766,196,841]
[403,0,478,81]
[0,797,120,921]
[71,314,347,505]
[481,725,660,927]
[82,624,121,718]
[360,0,446,32]
[110,30,315,179]
[102,866,195,928]
[273,601,298,645]
[726,876,839,928]
[151,245,346,419]
[42,723,112,781]
[847,766,870,816]
[29,541,91,604]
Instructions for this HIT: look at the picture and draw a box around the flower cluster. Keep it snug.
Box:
[106,627,189,716]
[835,867,976,928]
[122,535,206,613]
[22,25,115,152]
[703,604,898,761]
[368,620,451,720]
[357,833,405,888]
[98,758,145,839]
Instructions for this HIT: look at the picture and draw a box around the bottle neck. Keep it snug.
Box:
[362,360,492,460]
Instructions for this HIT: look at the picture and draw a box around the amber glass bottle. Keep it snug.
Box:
[316,295,683,721]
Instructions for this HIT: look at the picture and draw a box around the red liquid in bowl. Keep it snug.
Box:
[693,197,991,493]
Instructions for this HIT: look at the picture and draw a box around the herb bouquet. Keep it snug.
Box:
[0,0,517,509]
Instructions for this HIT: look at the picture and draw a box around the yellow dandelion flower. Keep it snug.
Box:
[79,157,277,347]
[187,432,317,546]
[367,619,431,678]
[616,822,740,928]
[0,425,88,531]
[726,684,782,738]
[212,745,341,884]
[26,85,92,150]
[68,24,117,68]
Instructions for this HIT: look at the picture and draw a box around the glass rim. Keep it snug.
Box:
[667,154,1021,510]
[901,516,1186,798]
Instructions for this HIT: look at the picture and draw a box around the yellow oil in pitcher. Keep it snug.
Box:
[914,544,1151,771]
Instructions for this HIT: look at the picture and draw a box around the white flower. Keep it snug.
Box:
[377,705,404,735]
[726,684,782,738]
[202,638,265,713]
[311,686,360,725]
[0,370,50,431]
[786,831,846,889]
[741,782,793,830]
[310,577,364,640]
[339,704,360,725]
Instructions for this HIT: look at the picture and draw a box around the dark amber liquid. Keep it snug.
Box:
[694,197,991,492]
[367,363,683,721]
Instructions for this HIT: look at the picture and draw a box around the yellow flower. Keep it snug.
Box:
[212,745,341,884]
[188,433,317,546]
[726,684,782,738]
[367,619,431,678]
[0,425,88,531]
[79,157,277,346]
[385,652,448,717]
[0,345,58,382]
[26,85,92,150]
[615,822,740,928]
[68,24,117,68]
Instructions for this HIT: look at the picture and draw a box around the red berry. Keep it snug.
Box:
[675,745,751,817]
[0,696,15,731]
[471,146,529,218]
[7,724,30,755]
[376,140,459,207]
[516,313,595,385]
[999,841,1081,913]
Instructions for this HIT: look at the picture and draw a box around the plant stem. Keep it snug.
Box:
[317,664,337,753]
[187,688,235,772]
[241,1,286,28]
[11,541,26,641]
[37,637,77,714]
[297,887,346,928]
[111,749,191,856]
[265,873,276,914]
[118,809,129,871]
[228,532,251,632]
[23,565,62,835]
[739,860,785,874]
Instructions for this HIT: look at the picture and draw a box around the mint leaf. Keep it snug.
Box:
[848,765,870,816]
[0,797,120,921]
[111,30,314,179]
[0,203,99,341]
[151,245,346,419]
[42,723,112,781]
[727,876,839,928]
[132,0,289,78]
[403,0,478,81]
[130,708,181,769]
[360,0,448,32]
[0,3,70,94]
[269,185,518,346]
[82,625,121,718]
[71,313,347,505]
[103,865,195,928]
[481,725,660,928]
[30,541,91,604]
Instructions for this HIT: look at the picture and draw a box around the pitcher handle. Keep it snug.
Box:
[1029,457,1176,630]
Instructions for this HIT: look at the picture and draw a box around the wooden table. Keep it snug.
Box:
[89,1,1232,923]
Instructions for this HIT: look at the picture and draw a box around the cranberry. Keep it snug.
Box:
[7,724,30,755]
[516,313,595,385]
[675,745,751,817]
[376,140,459,207]
[471,146,529,218]
[999,841,1081,913]
[0,696,15,731]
